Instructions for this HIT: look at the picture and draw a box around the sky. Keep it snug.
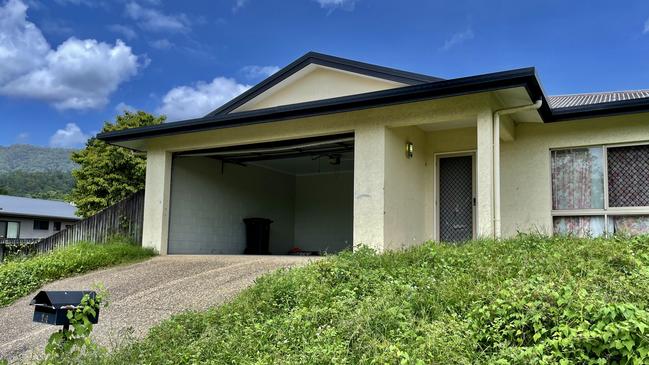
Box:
[1,0,649,148]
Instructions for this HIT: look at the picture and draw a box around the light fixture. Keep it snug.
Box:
[405,141,414,159]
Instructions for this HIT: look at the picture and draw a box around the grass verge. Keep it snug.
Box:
[83,235,649,364]
[0,241,155,307]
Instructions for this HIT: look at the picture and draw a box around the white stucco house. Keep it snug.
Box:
[98,52,649,255]
[0,195,80,240]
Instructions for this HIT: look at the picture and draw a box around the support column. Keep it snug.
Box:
[353,124,386,252]
[141,149,172,254]
[476,109,494,238]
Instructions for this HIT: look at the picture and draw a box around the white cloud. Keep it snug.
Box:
[0,0,142,110]
[15,132,29,143]
[115,101,136,113]
[157,77,250,120]
[232,0,247,13]
[107,24,137,40]
[149,38,173,49]
[644,18,649,34]
[315,0,357,12]
[440,27,474,51]
[49,123,89,147]
[124,1,189,33]
[240,65,279,79]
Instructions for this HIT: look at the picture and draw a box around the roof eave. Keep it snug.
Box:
[97,67,546,145]
[550,98,649,122]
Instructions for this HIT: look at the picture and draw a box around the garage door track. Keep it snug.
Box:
[0,255,313,363]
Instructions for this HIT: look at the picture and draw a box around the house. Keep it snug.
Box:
[0,195,80,240]
[98,52,649,255]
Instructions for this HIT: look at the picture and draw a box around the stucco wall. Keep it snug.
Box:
[168,157,295,254]
[236,66,404,112]
[500,114,649,237]
[384,126,429,249]
[294,172,353,253]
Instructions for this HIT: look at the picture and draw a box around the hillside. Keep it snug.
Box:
[0,144,77,172]
[0,144,76,200]
[81,235,649,364]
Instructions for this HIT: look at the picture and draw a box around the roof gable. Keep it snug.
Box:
[206,51,443,116]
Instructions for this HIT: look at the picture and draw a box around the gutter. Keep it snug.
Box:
[492,100,543,238]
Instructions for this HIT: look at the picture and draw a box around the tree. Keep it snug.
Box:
[70,111,165,218]
[0,186,8,195]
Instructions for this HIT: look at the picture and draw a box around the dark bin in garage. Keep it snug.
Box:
[243,218,273,254]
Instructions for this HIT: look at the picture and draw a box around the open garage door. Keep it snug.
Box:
[167,133,354,255]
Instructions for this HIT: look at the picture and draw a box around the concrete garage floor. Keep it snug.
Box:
[0,255,315,363]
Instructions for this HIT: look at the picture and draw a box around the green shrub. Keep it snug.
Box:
[0,241,154,306]
[84,235,649,364]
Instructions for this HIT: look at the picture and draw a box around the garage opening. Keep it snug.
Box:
[167,133,354,255]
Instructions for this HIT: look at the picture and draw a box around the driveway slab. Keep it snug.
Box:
[0,255,314,363]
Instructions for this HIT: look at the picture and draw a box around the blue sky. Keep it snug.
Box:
[1,0,648,147]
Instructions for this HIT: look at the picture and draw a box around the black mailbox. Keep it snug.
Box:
[30,291,99,326]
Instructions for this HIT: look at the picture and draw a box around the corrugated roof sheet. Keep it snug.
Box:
[0,195,80,220]
[549,90,649,109]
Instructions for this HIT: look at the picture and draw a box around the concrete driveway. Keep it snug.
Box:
[0,255,314,363]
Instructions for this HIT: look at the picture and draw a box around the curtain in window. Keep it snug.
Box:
[609,215,649,235]
[553,216,606,237]
[551,148,604,210]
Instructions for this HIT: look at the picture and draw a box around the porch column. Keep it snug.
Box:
[141,148,172,255]
[476,109,494,238]
[353,124,386,252]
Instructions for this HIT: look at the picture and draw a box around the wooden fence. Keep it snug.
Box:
[27,190,145,256]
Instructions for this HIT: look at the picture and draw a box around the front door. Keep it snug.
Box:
[438,155,474,242]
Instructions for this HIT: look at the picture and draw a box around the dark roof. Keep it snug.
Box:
[0,195,80,220]
[206,51,443,116]
[98,67,551,144]
[97,53,649,145]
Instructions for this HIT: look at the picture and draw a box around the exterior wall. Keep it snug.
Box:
[168,157,295,254]
[384,126,429,250]
[141,94,496,254]
[0,216,76,239]
[500,113,649,237]
[236,66,404,112]
[294,172,353,253]
[142,149,172,254]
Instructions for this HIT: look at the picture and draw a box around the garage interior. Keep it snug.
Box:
[167,133,354,255]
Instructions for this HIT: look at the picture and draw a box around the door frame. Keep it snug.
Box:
[434,150,476,242]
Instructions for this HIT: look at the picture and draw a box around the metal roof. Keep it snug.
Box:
[0,195,80,220]
[548,90,649,109]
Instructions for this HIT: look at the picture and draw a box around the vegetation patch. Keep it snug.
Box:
[81,235,649,364]
[0,240,155,307]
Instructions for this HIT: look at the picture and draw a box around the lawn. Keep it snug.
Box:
[0,241,155,307]
[81,235,649,364]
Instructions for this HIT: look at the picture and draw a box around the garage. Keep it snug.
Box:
[167,133,354,255]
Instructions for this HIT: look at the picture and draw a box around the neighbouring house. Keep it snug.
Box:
[98,52,649,255]
[0,195,80,240]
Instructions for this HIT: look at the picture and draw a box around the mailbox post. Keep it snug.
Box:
[30,291,99,333]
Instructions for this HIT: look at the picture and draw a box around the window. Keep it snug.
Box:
[0,221,20,239]
[53,222,61,231]
[33,220,49,230]
[551,143,649,237]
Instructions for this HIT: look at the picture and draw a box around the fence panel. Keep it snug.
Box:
[13,191,147,258]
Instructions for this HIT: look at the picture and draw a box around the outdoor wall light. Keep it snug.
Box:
[405,141,414,159]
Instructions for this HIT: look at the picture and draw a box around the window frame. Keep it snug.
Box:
[33,219,50,231]
[0,220,21,239]
[550,141,649,236]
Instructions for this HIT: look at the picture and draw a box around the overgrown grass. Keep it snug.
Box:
[88,235,649,364]
[0,240,155,307]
